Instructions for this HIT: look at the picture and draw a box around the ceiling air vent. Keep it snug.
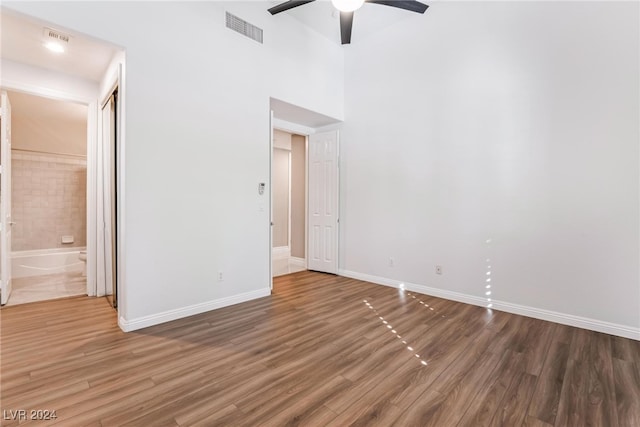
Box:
[226,12,263,44]
[43,27,71,44]
[42,27,72,52]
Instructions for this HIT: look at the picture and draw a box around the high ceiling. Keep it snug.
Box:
[1,1,427,86]
[1,8,119,144]
[1,1,426,127]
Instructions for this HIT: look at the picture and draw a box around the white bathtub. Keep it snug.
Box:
[11,247,85,278]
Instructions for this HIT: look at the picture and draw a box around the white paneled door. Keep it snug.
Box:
[1,91,12,305]
[308,130,338,274]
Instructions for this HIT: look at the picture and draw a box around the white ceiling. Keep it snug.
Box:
[271,97,341,128]
[1,1,428,84]
[7,89,88,155]
[7,90,87,125]
[0,3,407,71]
[0,9,120,82]
[270,0,426,45]
[1,1,426,128]
[1,9,112,146]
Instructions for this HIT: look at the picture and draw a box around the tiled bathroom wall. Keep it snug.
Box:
[11,150,86,251]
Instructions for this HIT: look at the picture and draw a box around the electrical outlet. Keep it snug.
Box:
[389,257,395,267]
[218,271,224,282]
[435,265,443,275]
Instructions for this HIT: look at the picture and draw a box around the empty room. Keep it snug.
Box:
[1,1,638,426]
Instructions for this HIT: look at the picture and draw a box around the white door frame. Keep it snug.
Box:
[98,67,121,305]
[97,62,125,320]
[269,111,273,290]
[270,117,339,287]
[0,69,125,316]
[0,83,98,297]
[269,118,315,291]
[271,120,312,278]
[1,91,13,305]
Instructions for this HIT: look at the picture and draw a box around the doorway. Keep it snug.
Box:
[268,98,341,290]
[1,90,89,306]
[269,125,340,284]
[272,129,307,277]
[0,10,124,325]
[0,84,121,308]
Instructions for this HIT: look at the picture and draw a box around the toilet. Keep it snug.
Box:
[79,250,87,276]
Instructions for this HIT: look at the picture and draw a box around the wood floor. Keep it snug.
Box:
[1,271,639,426]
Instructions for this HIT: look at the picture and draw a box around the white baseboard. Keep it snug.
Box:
[118,288,271,332]
[290,257,306,267]
[272,246,290,260]
[338,269,640,341]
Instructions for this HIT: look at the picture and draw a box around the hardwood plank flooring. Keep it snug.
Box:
[1,271,639,426]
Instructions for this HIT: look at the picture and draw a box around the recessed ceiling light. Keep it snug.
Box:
[42,28,70,54]
[44,41,65,53]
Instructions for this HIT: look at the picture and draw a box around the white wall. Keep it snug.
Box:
[273,129,292,248]
[341,1,639,337]
[272,148,290,248]
[12,116,86,155]
[1,59,98,102]
[9,92,87,156]
[5,1,344,328]
[273,129,292,151]
[290,134,306,259]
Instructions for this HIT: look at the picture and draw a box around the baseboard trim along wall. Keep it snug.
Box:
[338,269,640,341]
[290,257,306,267]
[118,288,271,332]
[272,246,290,260]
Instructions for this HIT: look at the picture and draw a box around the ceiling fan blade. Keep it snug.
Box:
[366,0,429,14]
[340,11,354,45]
[268,0,316,15]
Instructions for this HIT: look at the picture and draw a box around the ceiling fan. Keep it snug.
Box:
[268,0,429,45]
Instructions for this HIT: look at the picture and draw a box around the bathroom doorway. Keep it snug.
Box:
[0,10,124,313]
[3,90,89,306]
[272,129,307,277]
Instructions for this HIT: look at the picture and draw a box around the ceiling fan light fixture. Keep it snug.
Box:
[268,0,428,45]
[331,0,365,12]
